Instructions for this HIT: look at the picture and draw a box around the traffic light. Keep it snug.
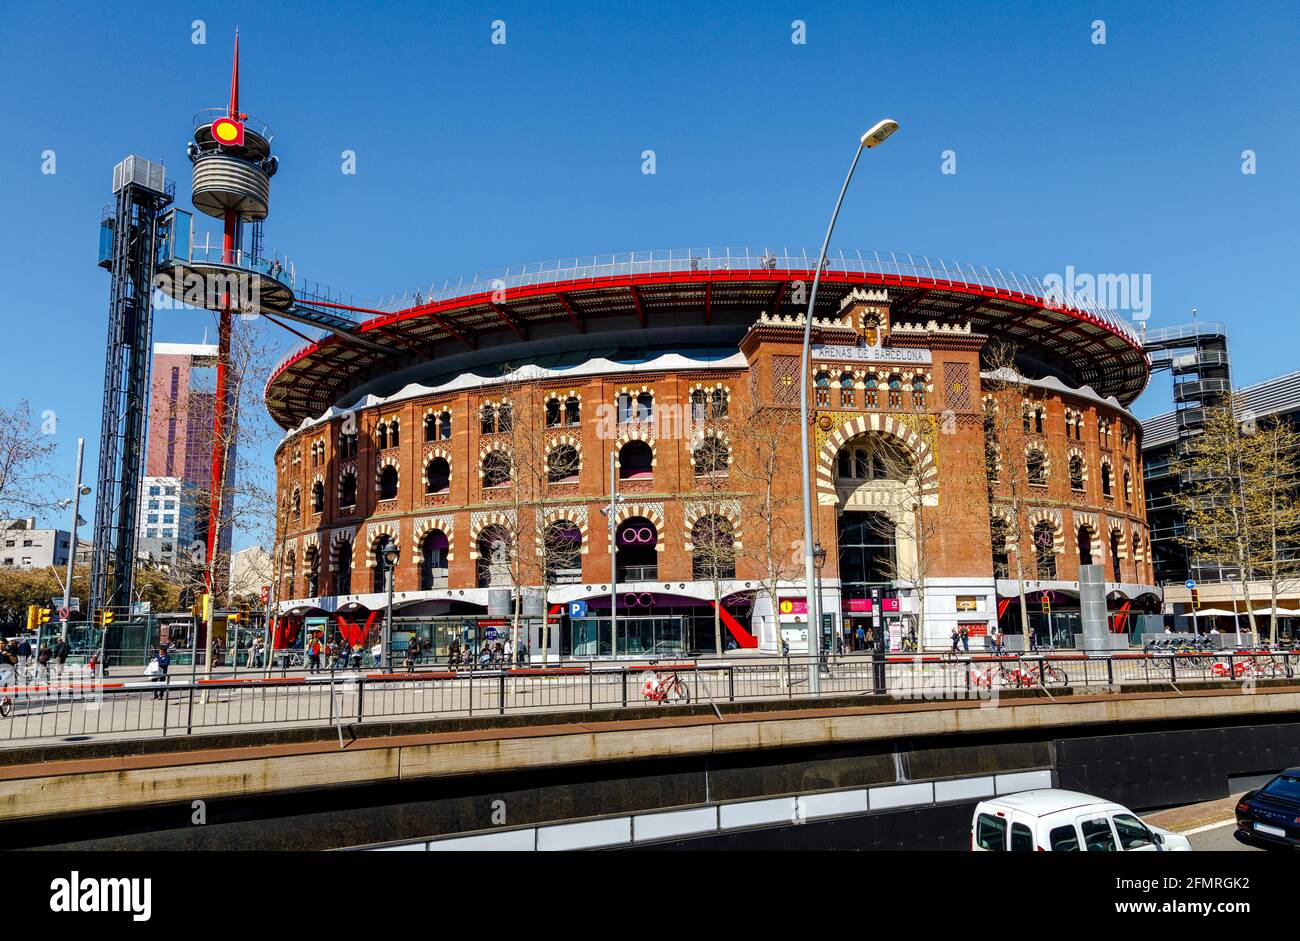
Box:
[1190,588,1201,611]
[201,593,212,621]
[37,607,52,626]
[227,612,240,624]
[102,610,114,626]
[26,605,37,631]
[1040,595,1052,616]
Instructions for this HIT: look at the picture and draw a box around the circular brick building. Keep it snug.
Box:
[267,250,1158,657]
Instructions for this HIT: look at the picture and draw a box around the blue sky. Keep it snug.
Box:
[1,0,1297,540]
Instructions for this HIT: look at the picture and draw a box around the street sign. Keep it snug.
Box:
[1185,579,1196,590]
[57,607,70,621]
[52,597,80,611]
[568,600,588,618]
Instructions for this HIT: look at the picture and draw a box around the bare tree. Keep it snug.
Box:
[0,400,60,517]
[687,427,739,655]
[981,340,1035,642]
[732,400,803,653]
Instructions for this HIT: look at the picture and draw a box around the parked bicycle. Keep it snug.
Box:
[642,666,691,704]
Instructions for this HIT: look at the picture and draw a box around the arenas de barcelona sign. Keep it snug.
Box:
[812,344,932,365]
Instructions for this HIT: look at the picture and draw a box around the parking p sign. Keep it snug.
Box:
[568,600,588,618]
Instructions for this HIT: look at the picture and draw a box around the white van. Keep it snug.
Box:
[971,789,1192,851]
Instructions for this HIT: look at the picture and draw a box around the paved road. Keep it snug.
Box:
[1145,794,1260,852]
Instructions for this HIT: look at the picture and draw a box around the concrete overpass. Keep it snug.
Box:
[2,678,1299,850]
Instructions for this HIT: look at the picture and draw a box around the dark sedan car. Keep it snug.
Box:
[1235,769,1300,849]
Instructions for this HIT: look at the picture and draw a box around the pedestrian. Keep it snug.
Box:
[960,624,970,654]
[517,641,528,667]
[865,626,875,651]
[35,643,53,682]
[0,641,17,688]
[371,640,383,669]
[950,626,960,655]
[448,636,461,669]
[308,636,322,674]
[148,645,170,699]
[351,644,363,670]
[502,637,513,667]
[16,636,31,682]
[405,636,418,674]
[53,637,71,676]
[854,623,866,652]
[834,632,844,656]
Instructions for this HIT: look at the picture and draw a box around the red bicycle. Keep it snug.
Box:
[642,669,691,704]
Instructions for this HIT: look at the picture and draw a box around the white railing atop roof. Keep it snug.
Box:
[268,248,1144,381]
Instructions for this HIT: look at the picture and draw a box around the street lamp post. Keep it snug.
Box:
[382,544,399,670]
[812,540,827,660]
[1226,573,1242,648]
[59,437,90,642]
[798,118,899,691]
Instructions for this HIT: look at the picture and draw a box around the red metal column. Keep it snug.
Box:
[206,208,237,590]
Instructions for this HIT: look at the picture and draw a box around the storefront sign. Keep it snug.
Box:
[961,621,988,637]
[844,598,873,612]
[881,598,901,612]
[778,598,808,616]
[956,595,980,611]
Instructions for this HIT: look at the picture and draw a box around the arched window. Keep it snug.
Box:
[439,411,451,440]
[424,413,437,442]
[1069,455,1085,491]
[691,389,708,422]
[619,440,654,480]
[389,420,399,448]
[283,550,296,599]
[547,444,580,484]
[1027,449,1047,485]
[1110,530,1123,581]
[425,457,450,494]
[692,515,736,580]
[1123,468,1132,502]
[378,465,398,501]
[480,404,496,435]
[1078,526,1093,566]
[912,376,926,409]
[815,373,831,407]
[376,422,388,450]
[335,540,353,595]
[476,524,511,588]
[1033,522,1056,579]
[616,393,633,424]
[864,376,878,407]
[420,530,449,590]
[635,393,653,423]
[543,521,582,585]
[991,517,1009,578]
[371,534,393,593]
[497,403,513,433]
[545,398,562,428]
[483,451,512,488]
[840,373,855,407]
[1034,407,1044,435]
[710,388,728,418]
[305,546,319,597]
[311,480,324,513]
[854,449,869,479]
[564,396,580,426]
[837,450,852,479]
[291,487,301,519]
[888,375,903,408]
[1100,462,1112,497]
[339,472,357,509]
[693,437,730,476]
[338,430,358,458]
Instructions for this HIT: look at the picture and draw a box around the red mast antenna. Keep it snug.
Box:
[228,28,240,119]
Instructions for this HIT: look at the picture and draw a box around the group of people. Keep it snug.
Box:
[0,637,75,683]
[447,636,528,670]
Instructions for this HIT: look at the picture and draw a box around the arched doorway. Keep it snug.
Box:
[420,530,449,590]
[615,516,658,581]
[477,525,511,588]
[543,521,582,585]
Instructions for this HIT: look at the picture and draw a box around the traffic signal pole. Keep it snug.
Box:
[59,437,86,642]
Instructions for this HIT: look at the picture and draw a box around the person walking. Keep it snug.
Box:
[16,636,31,682]
[307,636,322,674]
[53,637,71,677]
[149,645,170,699]
[351,643,363,670]
[960,624,970,654]
[950,626,960,655]
[854,623,866,652]
[502,637,513,668]
[405,636,419,674]
[35,643,53,682]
